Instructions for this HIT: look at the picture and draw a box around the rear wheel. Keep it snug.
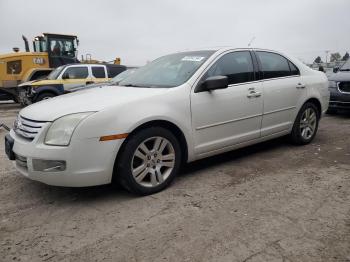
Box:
[35,92,56,102]
[290,102,320,145]
[115,127,181,195]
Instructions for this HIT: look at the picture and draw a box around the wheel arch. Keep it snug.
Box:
[130,120,188,162]
[304,97,322,117]
[32,85,64,101]
[112,119,189,182]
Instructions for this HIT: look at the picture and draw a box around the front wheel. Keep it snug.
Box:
[115,127,182,195]
[290,102,320,145]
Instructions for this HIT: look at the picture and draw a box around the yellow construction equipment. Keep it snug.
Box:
[0,33,80,102]
[0,33,121,102]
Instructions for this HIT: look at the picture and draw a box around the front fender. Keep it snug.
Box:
[74,86,195,161]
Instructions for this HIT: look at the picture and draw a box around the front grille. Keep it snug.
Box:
[15,154,28,169]
[338,82,350,93]
[14,115,48,140]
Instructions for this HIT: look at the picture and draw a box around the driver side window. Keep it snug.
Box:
[204,51,254,85]
[63,67,89,79]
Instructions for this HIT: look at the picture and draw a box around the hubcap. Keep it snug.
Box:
[300,107,317,140]
[131,136,175,187]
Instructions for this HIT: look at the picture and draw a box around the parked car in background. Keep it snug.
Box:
[69,67,138,92]
[18,63,126,105]
[327,59,350,113]
[5,48,329,195]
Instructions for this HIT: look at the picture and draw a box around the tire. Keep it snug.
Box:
[290,102,320,145]
[35,92,56,102]
[115,127,182,195]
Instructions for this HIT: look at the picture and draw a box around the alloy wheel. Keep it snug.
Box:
[131,136,175,187]
[300,107,317,140]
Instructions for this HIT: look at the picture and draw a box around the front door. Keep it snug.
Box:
[191,51,263,156]
[61,66,90,91]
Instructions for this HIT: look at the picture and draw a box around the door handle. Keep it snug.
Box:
[247,90,262,98]
[296,83,306,89]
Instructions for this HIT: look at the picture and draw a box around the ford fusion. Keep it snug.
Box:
[4,48,329,195]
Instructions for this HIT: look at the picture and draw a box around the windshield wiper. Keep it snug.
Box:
[123,84,150,88]
[340,69,350,71]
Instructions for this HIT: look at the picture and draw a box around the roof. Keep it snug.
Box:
[174,47,280,53]
[42,33,78,38]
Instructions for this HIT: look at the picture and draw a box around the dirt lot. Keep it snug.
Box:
[0,102,349,262]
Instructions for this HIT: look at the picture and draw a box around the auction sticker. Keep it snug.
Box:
[181,56,205,62]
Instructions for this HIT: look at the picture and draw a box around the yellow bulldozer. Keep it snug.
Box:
[0,33,120,102]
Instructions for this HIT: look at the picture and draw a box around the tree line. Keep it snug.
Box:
[314,52,349,64]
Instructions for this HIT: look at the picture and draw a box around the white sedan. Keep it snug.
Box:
[5,48,330,195]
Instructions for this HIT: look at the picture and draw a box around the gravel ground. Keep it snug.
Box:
[0,102,349,262]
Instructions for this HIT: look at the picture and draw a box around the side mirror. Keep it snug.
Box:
[333,67,339,73]
[199,76,228,92]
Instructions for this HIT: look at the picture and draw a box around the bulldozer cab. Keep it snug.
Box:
[33,33,79,68]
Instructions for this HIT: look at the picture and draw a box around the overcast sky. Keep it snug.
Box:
[0,0,349,65]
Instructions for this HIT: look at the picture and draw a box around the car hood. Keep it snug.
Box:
[18,79,58,87]
[19,85,169,121]
[328,71,350,82]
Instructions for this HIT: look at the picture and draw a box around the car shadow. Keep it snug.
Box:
[22,135,292,205]
[180,136,290,176]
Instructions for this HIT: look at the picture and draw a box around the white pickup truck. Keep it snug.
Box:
[18,63,126,104]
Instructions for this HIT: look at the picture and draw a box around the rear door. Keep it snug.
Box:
[91,66,109,84]
[255,51,306,136]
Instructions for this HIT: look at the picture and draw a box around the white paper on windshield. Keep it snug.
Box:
[181,56,205,62]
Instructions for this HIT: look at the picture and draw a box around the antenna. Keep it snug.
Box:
[248,36,256,47]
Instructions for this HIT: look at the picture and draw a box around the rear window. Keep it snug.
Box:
[107,66,126,78]
[256,52,295,79]
[92,67,106,78]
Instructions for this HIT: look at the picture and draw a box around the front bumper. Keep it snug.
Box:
[329,89,350,110]
[328,101,350,110]
[6,129,122,187]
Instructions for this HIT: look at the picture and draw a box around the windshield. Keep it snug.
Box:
[119,50,215,88]
[111,68,138,84]
[340,59,350,71]
[49,38,76,58]
[47,65,65,80]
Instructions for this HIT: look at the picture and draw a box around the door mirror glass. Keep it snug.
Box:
[333,67,339,73]
[201,76,228,91]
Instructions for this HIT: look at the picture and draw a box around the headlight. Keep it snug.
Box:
[328,80,338,89]
[45,112,94,146]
